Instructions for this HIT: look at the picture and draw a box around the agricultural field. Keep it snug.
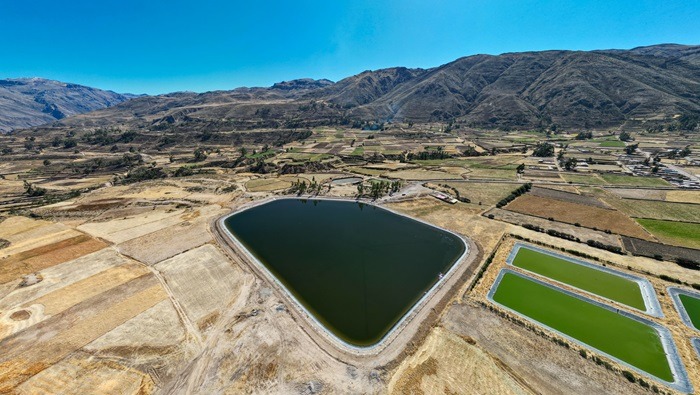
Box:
[0,123,699,395]
[635,219,700,249]
[439,182,519,206]
[603,198,700,223]
[504,194,651,238]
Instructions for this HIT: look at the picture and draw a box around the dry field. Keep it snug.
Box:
[484,207,622,246]
[441,182,520,206]
[505,194,652,239]
[386,168,464,180]
[2,131,699,395]
[388,327,530,395]
[602,198,700,223]
[608,188,700,204]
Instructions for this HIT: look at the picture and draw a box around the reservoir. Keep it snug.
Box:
[223,198,466,347]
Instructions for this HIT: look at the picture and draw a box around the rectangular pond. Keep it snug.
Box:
[669,287,700,331]
[489,270,691,391]
[508,243,658,314]
[222,198,467,347]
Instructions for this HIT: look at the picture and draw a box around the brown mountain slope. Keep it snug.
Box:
[17,44,700,134]
[0,78,137,133]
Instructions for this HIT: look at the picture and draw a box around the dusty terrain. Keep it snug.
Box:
[0,123,698,394]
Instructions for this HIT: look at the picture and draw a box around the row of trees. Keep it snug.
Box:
[357,180,402,200]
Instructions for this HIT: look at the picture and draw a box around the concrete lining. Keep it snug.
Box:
[692,338,700,361]
[506,242,663,317]
[488,268,693,394]
[668,287,700,332]
[216,196,472,354]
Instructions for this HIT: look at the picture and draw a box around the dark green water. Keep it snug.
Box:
[224,198,466,346]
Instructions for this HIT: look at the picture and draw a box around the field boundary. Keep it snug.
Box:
[668,287,700,332]
[488,268,692,394]
[506,242,663,317]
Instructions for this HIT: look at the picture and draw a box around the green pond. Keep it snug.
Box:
[223,198,466,347]
[679,294,700,330]
[493,272,673,382]
[511,246,646,310]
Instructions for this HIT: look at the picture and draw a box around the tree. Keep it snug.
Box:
[625,143,638,155]
[516,163,526,174]
[575,131,593,140]
[43,159,51,166]
[193,148,207,162]
[619,131,633,142]
[564,157,578,171]
[532,142,554,157]
[357,183,364,196]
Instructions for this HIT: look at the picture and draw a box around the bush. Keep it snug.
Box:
[659,274,682,284]
[174,166,194,177]
[123,166,166,184]
[586,240,623,254]
[675,258,699,270]
[621,370,636,383]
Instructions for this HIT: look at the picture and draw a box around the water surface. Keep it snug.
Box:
[224,198,465,346]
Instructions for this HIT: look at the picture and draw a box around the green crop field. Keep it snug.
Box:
[599,140,626,148]
[605,199,700,223]
[599,174,671,187]
[511,247,646,310]
[635,219,700,249]
[679,294,700,330]
[492,272,673,382]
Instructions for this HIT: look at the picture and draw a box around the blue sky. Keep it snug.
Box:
[1,0,698,94]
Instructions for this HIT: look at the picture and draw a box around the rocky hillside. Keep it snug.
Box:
[0,78,136,133]
[16,44,700,133]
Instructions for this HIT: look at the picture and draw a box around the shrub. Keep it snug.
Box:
[675,258,699,270]
[622,370,636,383]
[659,274,682,284]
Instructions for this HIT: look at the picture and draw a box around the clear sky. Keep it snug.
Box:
[1,0,698,95]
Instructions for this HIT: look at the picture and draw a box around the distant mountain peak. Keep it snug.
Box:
[0,78,136,133]
[271,78,335,91]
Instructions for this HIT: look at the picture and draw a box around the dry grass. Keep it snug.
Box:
[389,327,529,395]
[387,169,463,180]
[602,198,700,223]
[505,195,651,239]
[442,182,518,206]
[0,235,107,284]
[244,178,293,192]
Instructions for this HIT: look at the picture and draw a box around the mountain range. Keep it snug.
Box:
[0,78,138,133]
[3,44,700,134]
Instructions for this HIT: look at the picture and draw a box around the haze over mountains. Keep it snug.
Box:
[4,44,700,134]
[0,78,139,133]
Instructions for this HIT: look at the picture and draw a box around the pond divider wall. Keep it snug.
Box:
[217,196,471,354]
[668,287,700,332]
[506,242,663,318]
[488,268,692,394]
